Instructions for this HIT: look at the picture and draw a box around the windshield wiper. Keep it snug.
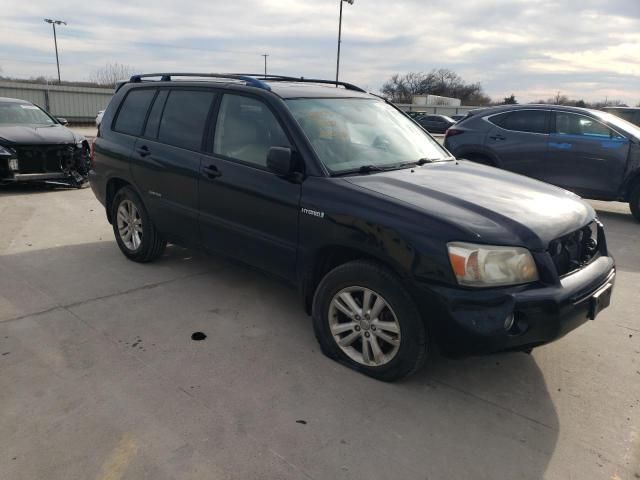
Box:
[400,158,437,167]
[332,164,386,176]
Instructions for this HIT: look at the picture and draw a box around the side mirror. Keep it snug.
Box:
[267,147,295,176]
[57,117,68,126]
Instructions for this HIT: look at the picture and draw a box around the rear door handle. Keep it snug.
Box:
[489,134,506,141]
[136,145,151,157]
[202,164,222,179]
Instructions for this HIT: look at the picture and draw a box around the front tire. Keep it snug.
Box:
[629,184,640,222]
[111,186,166,262]
[312,260,429,382]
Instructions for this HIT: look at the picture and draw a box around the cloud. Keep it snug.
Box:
[0,0,638,104]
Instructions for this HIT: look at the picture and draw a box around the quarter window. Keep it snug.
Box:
[114,89,156,136]
[213,94,290,167]
[490,110,548,134]
[555,113,619,138]
[157,90,216,151]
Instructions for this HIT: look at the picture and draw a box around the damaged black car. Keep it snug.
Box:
[0,97,90,187]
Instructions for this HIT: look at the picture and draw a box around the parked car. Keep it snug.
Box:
[90,73,615,381]
[602,107,640,127]
[96,110,105,127]
[0,97,90,186]
[445,105,640,221]
[416,114,456,133]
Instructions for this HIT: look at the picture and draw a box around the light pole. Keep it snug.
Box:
[44,18,67,84]
[336,0,354,85]
[262,54,269,77]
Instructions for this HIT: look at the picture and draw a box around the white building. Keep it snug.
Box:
[412,94,461,107]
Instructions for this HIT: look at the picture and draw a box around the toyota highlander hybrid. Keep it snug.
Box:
[89,73,615,381]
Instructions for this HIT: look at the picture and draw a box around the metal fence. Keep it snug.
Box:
[0,80,483,123]
[0,80,113,123]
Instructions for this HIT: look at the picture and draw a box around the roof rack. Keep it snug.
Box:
[122,73,366,93]
[127,73,271,91]
[230,74,367,93]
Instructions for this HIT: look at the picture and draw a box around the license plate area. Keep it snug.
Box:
[588,282,613,320]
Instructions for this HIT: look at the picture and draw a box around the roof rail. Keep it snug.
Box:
[231,74,367,93]
[127,73,271,91]
[124,73,367,94]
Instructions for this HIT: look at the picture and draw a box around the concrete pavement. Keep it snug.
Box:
[0,186,638,479]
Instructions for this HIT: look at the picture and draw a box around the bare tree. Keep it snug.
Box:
[90,63,136,87]
[381,69,491,106]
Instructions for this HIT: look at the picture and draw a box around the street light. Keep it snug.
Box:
[44,18,67,84]
[262,54,269,77]
[336,0,354,85]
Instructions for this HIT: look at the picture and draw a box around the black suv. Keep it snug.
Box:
[90,73,615,381]
[444,105,640,221]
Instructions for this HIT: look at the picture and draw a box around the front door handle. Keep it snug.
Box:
[489,134,506,141]
[136,145,151,157]
[202,164,222,179]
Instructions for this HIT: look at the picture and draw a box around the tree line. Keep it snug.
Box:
[2,63,638,107]
[381,69,492,105]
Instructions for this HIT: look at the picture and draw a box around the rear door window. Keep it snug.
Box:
[143,90,168,139]
[493,110,549,134]
[114,88,156,135]
[157,90,216,151]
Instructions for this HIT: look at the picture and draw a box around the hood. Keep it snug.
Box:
[344,160,594,249]
[0,124,79,145]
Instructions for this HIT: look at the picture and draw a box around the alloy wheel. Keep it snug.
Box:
[116,199,143,250]
[328,286,401,366]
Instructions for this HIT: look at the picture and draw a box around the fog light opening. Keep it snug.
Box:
[8,158,19,171]
[504,313,515,332]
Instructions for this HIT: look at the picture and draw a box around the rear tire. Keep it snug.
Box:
[111,186,166,262]
[312,260,429,382]
[629,184,640,222]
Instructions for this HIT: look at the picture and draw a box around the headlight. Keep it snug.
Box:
[447,242,539,287]
[0,145,14,156]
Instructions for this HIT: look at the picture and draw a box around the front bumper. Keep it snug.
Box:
[1,145,89,185]
[423,256,616,355]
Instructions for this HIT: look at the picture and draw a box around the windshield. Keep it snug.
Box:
[286,98,450,174]
[0,102,56,126]
[593,110,640,139]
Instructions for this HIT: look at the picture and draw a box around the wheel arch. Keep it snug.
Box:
[302,244,412,315]
[454,147,501,167]
[105,177,135,224]
[621,171,640,201]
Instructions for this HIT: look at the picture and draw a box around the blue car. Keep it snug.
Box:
[445,104,640,221]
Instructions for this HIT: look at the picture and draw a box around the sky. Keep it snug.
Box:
[0,0,638,105]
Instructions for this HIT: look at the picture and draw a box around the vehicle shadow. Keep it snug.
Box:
[0,241,559,480]
[0,182,81,197]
